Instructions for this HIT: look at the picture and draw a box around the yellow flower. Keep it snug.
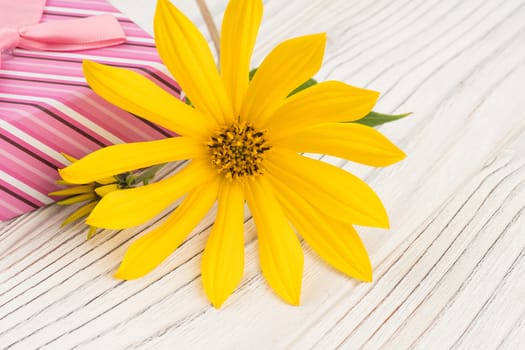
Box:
[49,154,121,238]
[59,0,405,307]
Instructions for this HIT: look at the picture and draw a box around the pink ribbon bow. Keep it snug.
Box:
[0,0,126,67]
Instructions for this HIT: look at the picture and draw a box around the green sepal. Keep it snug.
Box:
[55,179,75,186]
[353,111,412,127]
[87,226,99,240]
[132,164,165,185]
[61,201,98,226]
[56,192,96,205]
[49,184,94,197]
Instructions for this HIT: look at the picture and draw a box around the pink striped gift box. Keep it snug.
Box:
[0,0,180,221]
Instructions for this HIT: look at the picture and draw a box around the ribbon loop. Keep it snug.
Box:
[17,14,126,52]
[0,1,126,69]
[0,27,20,53]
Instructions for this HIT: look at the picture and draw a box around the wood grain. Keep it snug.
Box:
[1,0,525,348]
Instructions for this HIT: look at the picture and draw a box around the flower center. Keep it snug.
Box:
[207,122,270,179]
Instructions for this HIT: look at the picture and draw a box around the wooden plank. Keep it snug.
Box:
[1,0,524,348]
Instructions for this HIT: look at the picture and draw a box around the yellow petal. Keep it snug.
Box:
[268,174,372,281]
[275,122,405,166]
[265,81,379,140]
[241,34,326,125]
[62,201,98,226]
[202,180,245,308]
[83,60,215,137]
[59,137,204,184]
[245,177,303,305]
[61,152,78,163]
[86,160,213,229]
[115,180,218,279]
[154,0,232,124]
[49,184,94,197]
[95,184,119,197]
[266,149,389,228]
[220,0,263,116]
[96,176,119,185]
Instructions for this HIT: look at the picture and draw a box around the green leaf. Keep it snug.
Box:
[353,111,411,127]
[249,68,257,81]
[249,68,318,97]
[250,68,410,127]
[184,96,194,107]
[288,78,318,97]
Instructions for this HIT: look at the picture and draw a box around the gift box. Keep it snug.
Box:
[0,0,180,221]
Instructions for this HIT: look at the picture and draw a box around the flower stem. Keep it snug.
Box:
[196,0,220,58]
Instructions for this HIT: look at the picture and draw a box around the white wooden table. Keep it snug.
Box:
[2,0,525,348]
